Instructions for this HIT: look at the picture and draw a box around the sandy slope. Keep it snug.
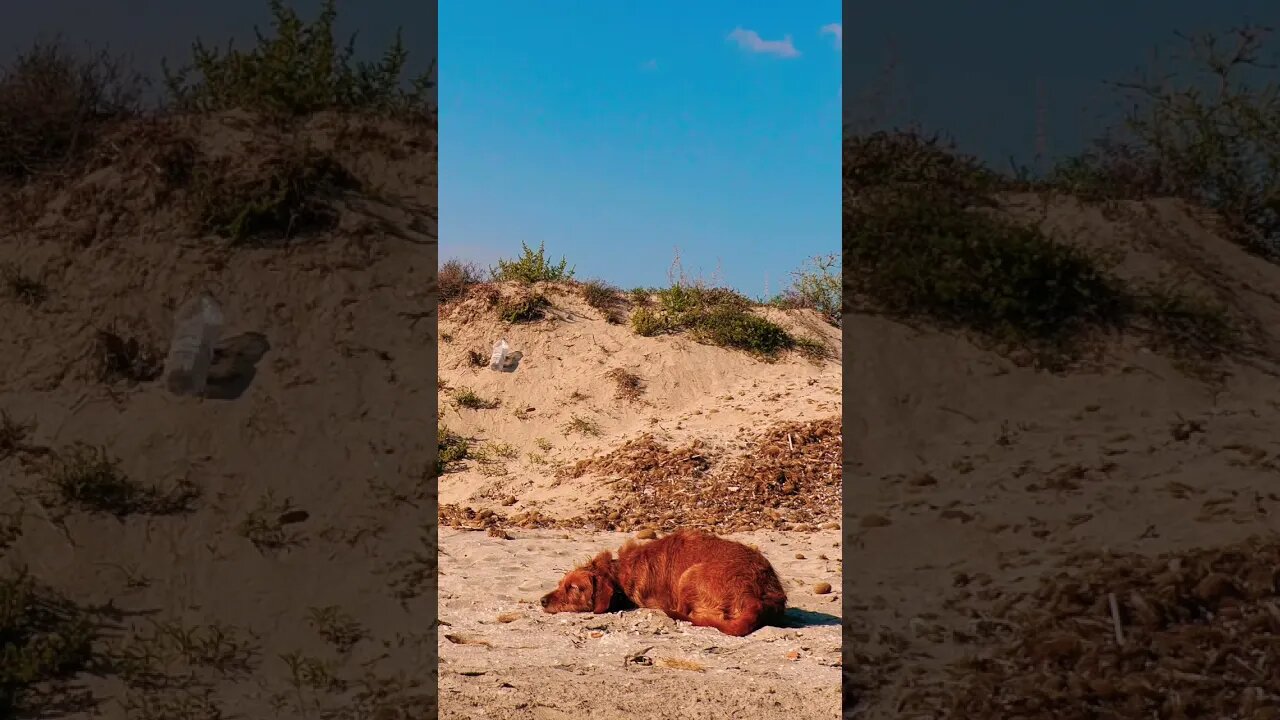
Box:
[437,285,841,518]
[0,112,440,719]
[844,197,1280,718]
[437,286,843,719]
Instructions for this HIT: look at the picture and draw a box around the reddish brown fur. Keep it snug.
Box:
[539,529,787,637]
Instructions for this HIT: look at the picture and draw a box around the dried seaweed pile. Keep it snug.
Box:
[921,538,1280,719]
[570,417,841,533]
[437,418,841,534]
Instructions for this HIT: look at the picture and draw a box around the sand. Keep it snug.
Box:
[0,111,440,719]
[844,196,1280,717]
[438,527,840,720]
[437,286,843,719]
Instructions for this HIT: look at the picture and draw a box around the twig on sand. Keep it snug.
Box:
[939,405,980,423]
[787,434,794,452]
[1108,592,1125,646]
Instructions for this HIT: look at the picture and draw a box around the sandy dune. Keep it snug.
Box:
[0,112,440,719]
[438,286,842,718]
[844,197,1280,717]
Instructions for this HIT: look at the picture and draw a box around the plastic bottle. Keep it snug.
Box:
[489,338,510,371]
[166,292,225,396]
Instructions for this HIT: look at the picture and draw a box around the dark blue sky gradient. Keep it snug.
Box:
[843,1,1278,168]
[1,1,436,99]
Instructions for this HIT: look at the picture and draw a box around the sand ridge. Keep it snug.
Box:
[844,196,1280,717]
[437,282,843,718]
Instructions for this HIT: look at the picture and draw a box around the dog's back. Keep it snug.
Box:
[615,529,787,635]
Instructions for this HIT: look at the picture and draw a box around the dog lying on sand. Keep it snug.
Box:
[540,529,787,637]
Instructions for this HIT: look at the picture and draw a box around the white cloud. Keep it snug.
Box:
[821,23,841,50]
[727,27,800,58]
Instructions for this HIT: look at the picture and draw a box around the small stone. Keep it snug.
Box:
[814,582,832,595]
[496,612,521,623]
[636,529,657,540]
[785,651,801,661]
[795,553,806,559]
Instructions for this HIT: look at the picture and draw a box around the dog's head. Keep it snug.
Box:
[540,551,617,614]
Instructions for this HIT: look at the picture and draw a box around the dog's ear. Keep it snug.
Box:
[589,551,613,570]
[591,573,615,614]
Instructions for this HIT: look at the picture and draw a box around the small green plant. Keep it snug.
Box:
[92,326,163,384]
[629,287,654,306]
[491,241,575,283]
[474,442,518,461]
[844,187,1127,353]
[496,292,550,323]
[436,426,469,475]
[192,146,357,244]
[631,283,798,357]
[163,0,435,117]
[0,263,48,306]
[144,620,260,675]
[0,410,32,460]
[472,442,518,476]
[843,130,999,205]
[794,335,832,361]
[563,414,601,437]
[238,491,305,553]
[305,606,365,654]
[40,444,199,518]
[453,388,498,410]
[1139,284,1239,362]
[534,437,553,452]
[630,306,665,336]
[0,571,98,717]
[280,650,347,694]
[580,280,620,310]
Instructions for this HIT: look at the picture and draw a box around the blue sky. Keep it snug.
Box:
[440,2,841,296]
[843,1,1276,169]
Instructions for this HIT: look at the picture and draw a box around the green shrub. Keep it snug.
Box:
[579,280,619,310]
[844,131,999,205]
[491,241,574,283]
[1054,26,1280,259]
[440,259,483,303]
[630,306,665,336]
[844,189,1127,349]
[0,40,141,180]
[631,283,797,357]
[776,253,840,323]
[496,292,550,323]
[192,146,357,243]
[41,444,199,518]
[0,571,97,717]
[163,0,434,117]
[452,388,498,410]
[1138,284,1239,361]
[436,426,469,475]
[691,305,795,356]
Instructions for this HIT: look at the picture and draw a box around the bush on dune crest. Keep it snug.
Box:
[163,0,435,117]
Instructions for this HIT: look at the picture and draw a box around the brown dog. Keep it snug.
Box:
[539,529,787,637]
